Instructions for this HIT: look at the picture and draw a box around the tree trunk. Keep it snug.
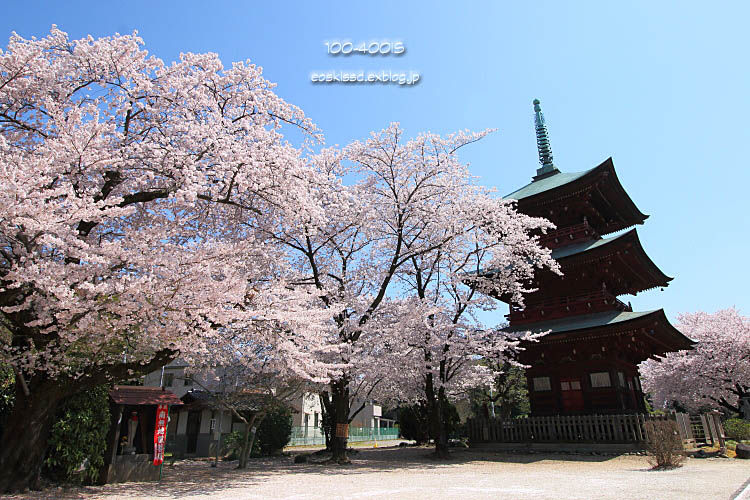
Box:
[0,378,68,492]
[247,413,264,463]
[425,374,449,459]
[330,378,351,464]
[237,413,260,469]
[320,393,333,451]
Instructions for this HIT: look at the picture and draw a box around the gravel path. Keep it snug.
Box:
[5,447,749,500]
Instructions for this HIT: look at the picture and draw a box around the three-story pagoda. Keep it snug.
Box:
[498,100,693,415]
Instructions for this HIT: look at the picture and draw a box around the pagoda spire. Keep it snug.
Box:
[533,99,560,180]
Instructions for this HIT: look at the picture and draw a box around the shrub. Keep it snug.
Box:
[644,420,685,469]
[222,430,243,460]
[724,419,750,442]
[44,385,111,484]
[253,405,292,456]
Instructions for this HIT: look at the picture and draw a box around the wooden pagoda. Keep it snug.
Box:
[498,99,693,416]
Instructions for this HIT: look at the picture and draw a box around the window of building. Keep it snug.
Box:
[314,412,319,428]
[617,372,625,387]
[162,372,175,387]
[184,376,193,386]
[634,377,642,391]
[533,376,551,391]
[561,380,581,391]
[590,372,611,388]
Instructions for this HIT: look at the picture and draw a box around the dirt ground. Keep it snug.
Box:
[5,446,750,500]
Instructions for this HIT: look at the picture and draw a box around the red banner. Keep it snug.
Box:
[153,404,168,466]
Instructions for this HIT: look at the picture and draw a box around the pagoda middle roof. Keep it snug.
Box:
[550,228,672,290]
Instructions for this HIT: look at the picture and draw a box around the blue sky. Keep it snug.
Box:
[2,1,748,320]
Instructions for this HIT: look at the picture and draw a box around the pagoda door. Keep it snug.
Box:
[560,378,584,413]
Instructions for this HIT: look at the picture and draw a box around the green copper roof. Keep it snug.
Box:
[505,169,594,200]
[504,309,659,335]
[550,230,631,260]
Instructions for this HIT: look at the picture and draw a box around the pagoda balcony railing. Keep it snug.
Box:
[539,221,599,250]
[507,290,631,325]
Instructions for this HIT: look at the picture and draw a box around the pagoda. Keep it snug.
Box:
[497,99,693,415]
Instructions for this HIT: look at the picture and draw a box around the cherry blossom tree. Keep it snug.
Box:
[264,124,557,461]
[264,124,515,462]
[0,28,324,491]
[387,190,557,457]
[640,308,749,415]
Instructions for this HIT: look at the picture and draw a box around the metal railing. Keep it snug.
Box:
[288,426,400,446]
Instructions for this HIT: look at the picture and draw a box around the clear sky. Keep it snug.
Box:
[2,1,748,320]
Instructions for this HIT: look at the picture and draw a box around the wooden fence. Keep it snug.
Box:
[467,412,726,446]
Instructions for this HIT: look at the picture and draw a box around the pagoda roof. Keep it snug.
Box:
[507,169,593,200]
[479,228,672,299]
[505,309,656,335]
[551,228,672,295]
[506,158,649,235]
[550,230,628,259]
[504,308,694,353]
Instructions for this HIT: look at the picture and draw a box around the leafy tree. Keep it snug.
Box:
[470,362,530,419]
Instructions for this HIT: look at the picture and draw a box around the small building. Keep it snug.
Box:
[100,386,182,484]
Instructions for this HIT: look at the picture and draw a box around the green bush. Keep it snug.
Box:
[724,418,750,442]
[253,405,292,456]
[44,385,111,484]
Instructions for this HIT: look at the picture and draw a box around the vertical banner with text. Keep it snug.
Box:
[153,404,168,466]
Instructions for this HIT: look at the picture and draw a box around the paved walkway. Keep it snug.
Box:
[7,447,750,500]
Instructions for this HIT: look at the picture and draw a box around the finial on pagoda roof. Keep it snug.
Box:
[533,99,560,180]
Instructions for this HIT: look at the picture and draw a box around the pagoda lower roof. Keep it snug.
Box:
[505,309,657,335]
[503,309,695,353]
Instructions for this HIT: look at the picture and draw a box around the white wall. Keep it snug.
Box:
[292,392,322,429]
